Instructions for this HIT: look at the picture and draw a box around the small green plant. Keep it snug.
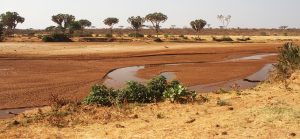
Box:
[42,33,72,42]
[163,80,196,103]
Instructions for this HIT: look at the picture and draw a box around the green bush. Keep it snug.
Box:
[212,36,233,42]
[163,80,196,103]
[42,33,72,42]
[236,37,251,41]
[164,34,169,38]
[153,38,163,42]
[128,33,144,38]
[84,76,197,106]
[274,42,300,79]
[83,85,118,106]
[147,76,168,102]
[123,81,150,103]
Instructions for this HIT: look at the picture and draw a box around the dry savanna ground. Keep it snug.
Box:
[0,37,299,138]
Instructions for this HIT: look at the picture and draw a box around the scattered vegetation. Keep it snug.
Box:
[84,76,195,106]
[42,33,72,42]
[128,33,144,38]
[273,42,300,80]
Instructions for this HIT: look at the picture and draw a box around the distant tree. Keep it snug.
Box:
[69,21,83,34]
[0,23,4,41]
[103,17,119,37]
[190,19,207,39]
[170,25,176,29]
[78,19,92,29]
[51,14,75,32]
[145,12,168,38]
[0,11,25,35]
[279,26,288,29]
[207,24,211,28]
[217,14,231,29]
[127,16,145,37]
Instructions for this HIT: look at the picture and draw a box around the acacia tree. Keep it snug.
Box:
[78,19,92,29]
[190,19,207,39]
[51,14,75,32]
[0,11,25,35]
[217,14,231,29]
[145,12,168,38]
[103,17,119,37]
[127,16,145,38]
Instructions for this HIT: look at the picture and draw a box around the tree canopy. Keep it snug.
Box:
[190,19,207,38]
[127,16,145,36]
[145,12,168,37]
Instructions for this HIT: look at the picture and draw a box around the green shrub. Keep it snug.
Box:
[123,81,150,103]
[153,38,163,42]
[83,85,118,106]
[84,76,197,106]
[212,36,233,42]
[128,33,144,38]
[178,34,185,38]
[147,76,168,102]
[237,36,251,41]
[42,33,72,42]
[163,80,196,103]
[274,42,300,79]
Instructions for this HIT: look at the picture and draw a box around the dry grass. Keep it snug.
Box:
[0,71,300,138]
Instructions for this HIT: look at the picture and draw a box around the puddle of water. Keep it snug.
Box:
[160,72,177,81]
[102,53,276,91]
[225,53,277,62]
[0,108,33,119]
[103,66,146,88]
[189,64,274,92]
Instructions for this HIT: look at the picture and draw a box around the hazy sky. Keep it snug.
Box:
[0,0,299,29]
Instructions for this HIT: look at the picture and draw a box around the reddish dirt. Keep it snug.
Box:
[0,42,280,109]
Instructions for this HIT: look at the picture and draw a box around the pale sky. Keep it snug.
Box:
[0,0,299,29]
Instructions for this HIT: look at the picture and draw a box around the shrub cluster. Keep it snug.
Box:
[42,33,72,42]
[274,42,300,80]
[236,36,251,41]
[128,33,144,38]
[84,76,196,106]
[212,36,233,42]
